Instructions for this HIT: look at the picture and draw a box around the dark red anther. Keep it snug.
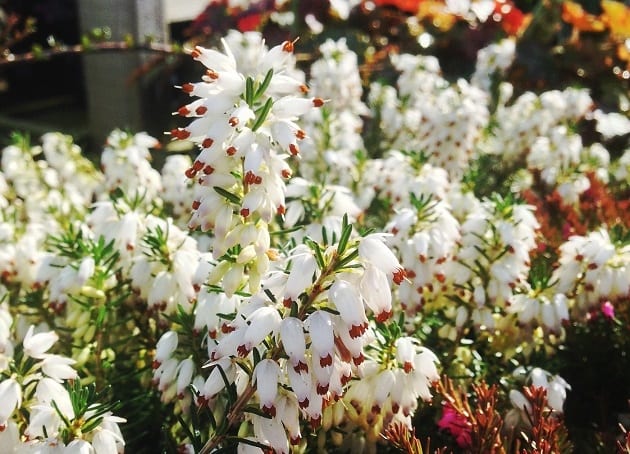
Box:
[319,353,332,367]
[178,106,190,116]
[312,98,324,107]
[240,208,250,217]
[352,353,364,366]
[185,167,197,179]
[192,200,200,210]
[282,40,295,53]
[226,146,237,156]
[195,106,208,115]
[375,310,392,323]
[393,268,406,285]
[289,143,299,156]
[202,138,214,148]
[182,83,194,93]
[203,165,214,175]
[237,345,250,357]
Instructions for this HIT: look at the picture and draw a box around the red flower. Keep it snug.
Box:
[493,0,529,35]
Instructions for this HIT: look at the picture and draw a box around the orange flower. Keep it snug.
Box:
[417,0,458,31]
[373,0,424,14]
[561,1,605,32]
[601,0,630,38]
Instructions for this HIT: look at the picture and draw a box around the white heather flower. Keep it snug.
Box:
[40,354,77,381]
[305,311,335,367]
[254,359,281,415]
[155,331,178,365]
[23,325,58,359]
[329,278,368,338]
[359,234,405,284]
[471,38,516,91]
[100,129,162,203]
[0,378,21,426]
[280,317,307,371]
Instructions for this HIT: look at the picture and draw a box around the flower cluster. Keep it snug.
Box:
[0,4,629,451]
[0,302,125,452]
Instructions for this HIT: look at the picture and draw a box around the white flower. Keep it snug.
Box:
[0,378,21,426]
[280,317,307,372]
[254,359,280,415]
[23,325,58,359]
[155,331,178,365]
[358,234,405,284]
[40,354,77,381]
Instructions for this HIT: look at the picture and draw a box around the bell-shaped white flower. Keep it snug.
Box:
[155,331,178,365]
[280,317,307,372]
[23,325,58,359]
[0,378,21,425]
[254,359,280,416]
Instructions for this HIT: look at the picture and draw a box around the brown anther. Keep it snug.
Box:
[229,117,239,127]
[299,84,309,94]
[170,128,191,140]
[352,353,364,366]
[237,345,250,357]
[295,129,306,140]
[205,69,219,80]
[277,205,285,215]
[282,39,296,53]
[193,160,204,171]
[282,297,292,308]
[190,48,201,59]
[221,323,235,333]
[244,171,257,185]
[195,106,208,115]
[320,354,332,367]
[203,165,214,175]
[587,263,598,270]
[226,146,237,156]
[254,176,262,184]
[192,200,201,210]
[289,143,299,156]
[184,167,197,179]
[202,138,214,148]
[182,83,194,93]
[376,310,392,323]
[316,383,329,395]
[312,97,325,107]
[281,169,291,178]
[240,208,250,217]
[178,106,190,116]
[393,268,406,285]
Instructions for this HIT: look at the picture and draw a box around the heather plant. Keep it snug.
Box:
[0,0,629,453]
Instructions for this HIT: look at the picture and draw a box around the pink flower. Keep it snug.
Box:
[437,403,472,448]
[601,301,615,320]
